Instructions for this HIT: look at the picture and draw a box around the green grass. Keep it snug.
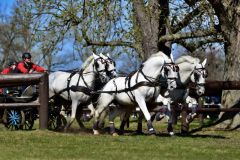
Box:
[0,118,239,160]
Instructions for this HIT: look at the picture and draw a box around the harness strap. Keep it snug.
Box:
[113,79,118,94]
[79,69,90,89]
[70,81,162,95]
[50,70,79,101]
[66,71,79,101]
[126,73,136,103]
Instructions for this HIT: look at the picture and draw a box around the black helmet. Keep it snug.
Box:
[22,52,32,59]
[8,59,17,67]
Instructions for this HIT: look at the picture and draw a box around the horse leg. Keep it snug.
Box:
[186,96,198,124]
[98,108,110,129]
[165,105,174,136]
[108,106,121,136]
[64,100,78,132]
[93,94,114,135]
[87,103,95,119]
[75,107,86,129]
[119,110,127,134]
[119,109,131,134]
[135,94,156,135]
[136,112,144,134]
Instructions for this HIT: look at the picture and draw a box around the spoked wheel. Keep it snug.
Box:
[20,109,35,130]
[4,109,24,130]
[48,114,67,131]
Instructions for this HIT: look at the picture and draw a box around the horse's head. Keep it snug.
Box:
[100,53,117,79]
[162,54,179,91]
[190,58,208,95]
[92,53,110,83]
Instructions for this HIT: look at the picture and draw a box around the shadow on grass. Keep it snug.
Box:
[174,132,227,139]
[50,126,227,139]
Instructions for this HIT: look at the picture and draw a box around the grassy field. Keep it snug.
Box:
[0,118,239,160]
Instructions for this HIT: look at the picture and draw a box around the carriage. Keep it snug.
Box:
[0,86,67,131]
[0,86,38,130]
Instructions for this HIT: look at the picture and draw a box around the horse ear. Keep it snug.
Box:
[100,53,108,60]
[92,52,99,59]
[202,58,207,66]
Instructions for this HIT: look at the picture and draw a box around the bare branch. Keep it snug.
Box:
[172,2,210,33]
[85,39,135,48]
[177,36,225,52]
[159,29,220,42]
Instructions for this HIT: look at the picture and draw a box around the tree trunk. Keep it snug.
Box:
[213,1,240,130]
[206,0,240,129]
[218,34,240,129]
[132,0,170,60]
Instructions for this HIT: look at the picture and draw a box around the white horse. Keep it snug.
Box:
[104,55,207,136]
[151,55,207,135]
[119,55,208,135]
[49,53,117,131]
[93,51,179,135]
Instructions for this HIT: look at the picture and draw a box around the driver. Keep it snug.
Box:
[1,59,18,74]
[17,52,46,73]
[0,59,19,94]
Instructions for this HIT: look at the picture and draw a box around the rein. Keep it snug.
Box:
[71,80,165,95]
[70,63,169,96]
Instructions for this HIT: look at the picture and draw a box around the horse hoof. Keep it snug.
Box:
[149,129,156,135]
[169,132,175,136]
[156,115,165,121]
[93,129,100,135]
[112,133,119,136]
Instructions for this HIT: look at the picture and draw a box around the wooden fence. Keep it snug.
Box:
[180,80,240,133]
[0,73,49,129]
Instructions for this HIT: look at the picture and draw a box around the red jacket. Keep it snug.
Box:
[1,68,12,74]
[0,67,18,94]
[17,62,45,73]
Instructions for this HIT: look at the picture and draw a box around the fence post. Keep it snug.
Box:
[38,73,49,130]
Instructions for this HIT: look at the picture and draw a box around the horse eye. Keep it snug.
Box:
[194,72,199,80]
[204,70,208,78]
[164,67,168,75]
[203,72,208,78]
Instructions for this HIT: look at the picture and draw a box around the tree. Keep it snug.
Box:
[0,1,37,70]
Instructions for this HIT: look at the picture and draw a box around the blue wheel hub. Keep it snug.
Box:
[8,110,21,125]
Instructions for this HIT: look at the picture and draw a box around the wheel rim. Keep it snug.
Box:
[6,109,22,130]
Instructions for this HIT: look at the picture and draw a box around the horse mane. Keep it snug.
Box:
[175,55,200,65]
[81,55,94,70]
[143,51,167,64]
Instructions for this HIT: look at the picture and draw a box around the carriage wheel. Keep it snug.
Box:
[20,109,35,130]
[4,109,24,130]
[48,114,67,131]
